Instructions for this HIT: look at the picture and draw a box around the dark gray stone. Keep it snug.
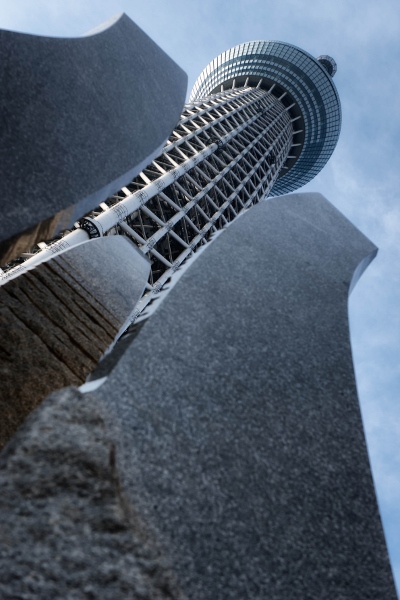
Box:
[58,235,150,325]
[92,192,396,599]
[0,13,187,257]
[0,386,183,600]
[0,236,150,448]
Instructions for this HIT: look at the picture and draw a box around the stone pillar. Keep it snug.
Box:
[93,192,395,599]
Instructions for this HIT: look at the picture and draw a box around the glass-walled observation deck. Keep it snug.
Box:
[190,41,341,196]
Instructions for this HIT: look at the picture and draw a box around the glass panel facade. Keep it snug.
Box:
[190,41,341,195]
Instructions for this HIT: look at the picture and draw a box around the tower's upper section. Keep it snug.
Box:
[190,41,341,195]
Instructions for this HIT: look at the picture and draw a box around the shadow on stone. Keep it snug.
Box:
[0,236,149,449]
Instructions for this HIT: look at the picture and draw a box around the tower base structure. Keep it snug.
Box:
[0,193,396,599]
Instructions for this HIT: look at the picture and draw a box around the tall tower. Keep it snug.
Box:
[1,30,397,600]
[2,41,341,322]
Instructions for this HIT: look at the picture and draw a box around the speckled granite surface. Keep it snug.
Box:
[95,192,396,599]
[0,387,183,600]
[0,13,187,258]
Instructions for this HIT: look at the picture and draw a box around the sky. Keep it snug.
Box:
[1,0,399,591]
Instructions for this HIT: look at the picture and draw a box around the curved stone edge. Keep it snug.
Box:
[349,247,378,296]
[0,13,187,259]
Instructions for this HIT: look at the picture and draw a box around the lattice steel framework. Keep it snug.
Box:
[1,39,342,336]
[1,85,295,320]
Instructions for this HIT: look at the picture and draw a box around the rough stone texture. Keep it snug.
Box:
[0,387,183,600]
[0,236,149,449]
[0,212,70,266]
[91,193,396,599]
[0,13,187,261]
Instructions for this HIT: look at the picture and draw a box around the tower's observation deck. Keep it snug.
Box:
[190,41,341,195]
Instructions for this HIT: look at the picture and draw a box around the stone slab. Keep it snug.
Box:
[93,192,396,599]
[0,235,150,448]
[0,13,187,256]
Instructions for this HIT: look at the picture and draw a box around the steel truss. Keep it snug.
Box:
[1,84,294,321]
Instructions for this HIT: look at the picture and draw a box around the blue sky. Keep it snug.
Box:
[1,0,399,591]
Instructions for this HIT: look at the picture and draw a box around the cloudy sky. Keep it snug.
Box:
[1,0,399,591]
